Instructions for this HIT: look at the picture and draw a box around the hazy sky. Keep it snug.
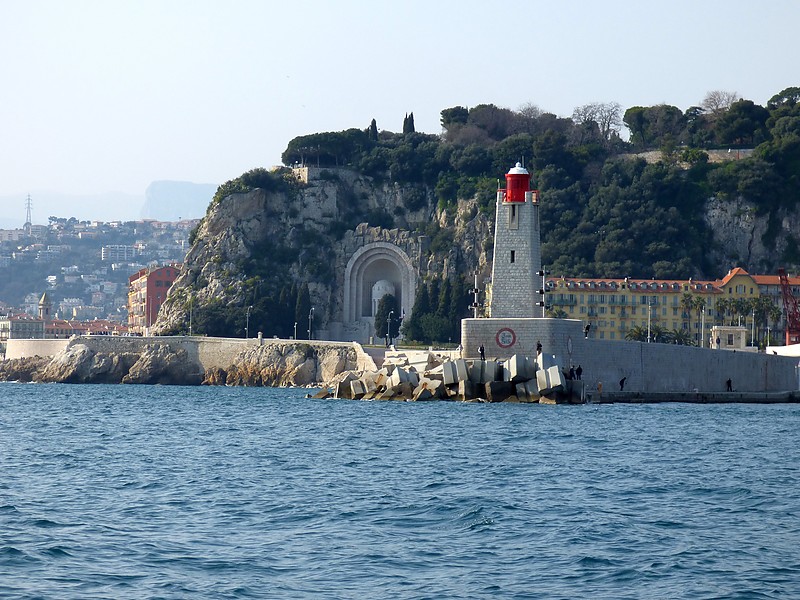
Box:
[1,0,797,223]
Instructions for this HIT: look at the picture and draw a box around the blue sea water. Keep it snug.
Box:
[1,384,799,599]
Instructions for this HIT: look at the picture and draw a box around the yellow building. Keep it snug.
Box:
[545,267,797,346]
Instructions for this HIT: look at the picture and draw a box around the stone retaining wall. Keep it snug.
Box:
[5,338,71,360]
[462,317,799,393]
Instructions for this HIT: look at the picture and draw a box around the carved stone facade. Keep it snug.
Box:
[320,225,422,344]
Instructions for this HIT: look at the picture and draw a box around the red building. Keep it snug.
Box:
[128,264,181,334]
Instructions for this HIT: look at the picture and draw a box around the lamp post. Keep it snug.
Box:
[245,305,252,339]
[308,307,314,340]
[294,322,297,340]
[388,310,394,346]
[189,297,193,336]
[470,274,481,318]
[751,308,756,347]
[701,306,705,348]
[647,298,652,343]
[536,267,549,317]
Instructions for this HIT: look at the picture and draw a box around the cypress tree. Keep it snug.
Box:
[368,118,378,142]
[402,281,431,341]
[295,283,312,338]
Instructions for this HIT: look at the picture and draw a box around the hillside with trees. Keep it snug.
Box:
[165,86,800,344]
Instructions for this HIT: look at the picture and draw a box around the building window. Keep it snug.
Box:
[510,250,515,263]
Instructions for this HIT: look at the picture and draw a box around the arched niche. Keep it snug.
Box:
[343,242,416,325]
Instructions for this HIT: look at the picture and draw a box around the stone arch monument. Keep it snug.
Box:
[343,242,416,341]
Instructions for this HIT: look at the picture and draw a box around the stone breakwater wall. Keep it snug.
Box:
[0,335,363,386]
[4,338,70,360]
[462,318,799,394]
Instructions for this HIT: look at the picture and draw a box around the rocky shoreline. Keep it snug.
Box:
[0,338,359,387]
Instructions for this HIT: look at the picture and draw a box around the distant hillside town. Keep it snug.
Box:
[0,209,196,355]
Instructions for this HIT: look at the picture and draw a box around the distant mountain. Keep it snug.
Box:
[140,181,217,221]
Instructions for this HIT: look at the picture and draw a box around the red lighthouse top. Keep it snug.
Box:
[504,162,531,202]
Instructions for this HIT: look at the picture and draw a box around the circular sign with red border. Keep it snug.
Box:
[495,327,517,348]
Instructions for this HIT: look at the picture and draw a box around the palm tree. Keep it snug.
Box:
[736,297,755,327]
[681,292,695,333]
[625,325,648,342]
[669,328,694,346]
[715,297,731,325]
[693,296,707,345]
[768,304,782,345]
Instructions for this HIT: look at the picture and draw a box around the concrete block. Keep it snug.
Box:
[455,379,476,401]
[399,381,415,398]
[505,354,531,383]
[537,365,565,396]
[442,361,458,385]
[454,358,469,382]
[515,381,538,403]
[412,387,434,401]
[536,368,551,395]
[485,360,499,383]
[361,372,378,393]
[484,380,514,403]
[350,379,367,399]
[334,372,358,399]
[537,353,557,370]
[524,357,538,380]
[468,360,483,384]
[547,365,565,391]
[377,388,396,400]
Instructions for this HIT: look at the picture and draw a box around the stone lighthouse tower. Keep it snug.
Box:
[489,162,542,318]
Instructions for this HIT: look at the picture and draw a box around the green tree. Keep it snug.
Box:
[295,283,312,337]
[374,293,399,341]
[625,325,648,342]
[403,112,415,134]
[441,106,469,130]
[402,282,431,341]
[715,99,770,146]
[767,87,800,110]
[368,118,378,142]
[681,292,695,335]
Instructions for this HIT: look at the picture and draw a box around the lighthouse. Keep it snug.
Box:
[489,162,542,318]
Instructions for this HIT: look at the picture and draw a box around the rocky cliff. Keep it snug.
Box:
[153,168,493,337]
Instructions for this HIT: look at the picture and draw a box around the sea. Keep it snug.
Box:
[1,383,799,599]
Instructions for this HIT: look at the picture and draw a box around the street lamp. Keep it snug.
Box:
[308,307,314,340]
[470,274,481,318]
[536,267,549,318]
[751,308,756,347]
[245,305,252,339]
[700,306,705,348]
[388,310,394,347]
[294,321,297,340]
[647,297,656,343]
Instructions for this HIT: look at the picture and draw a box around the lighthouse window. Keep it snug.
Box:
[508,204,519,230]
[510,250,516,263]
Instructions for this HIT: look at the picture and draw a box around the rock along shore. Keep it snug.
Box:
[0,336,361,387]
